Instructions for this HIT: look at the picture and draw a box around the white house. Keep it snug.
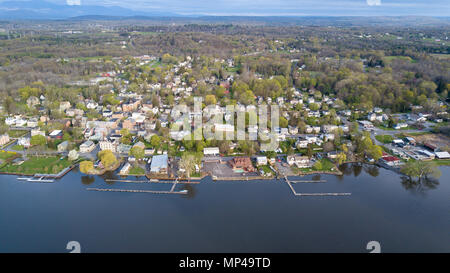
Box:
[256,156,268,166]
[80,140,96,153]
[203,147,220,156]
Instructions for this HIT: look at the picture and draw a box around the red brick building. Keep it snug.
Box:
[228,157,256,172]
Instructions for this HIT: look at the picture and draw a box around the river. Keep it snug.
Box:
[0,164,449,252]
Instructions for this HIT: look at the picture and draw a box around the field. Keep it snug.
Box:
[128,166,146,176]
[0,156,72,175]
[7,130,27,138]
[0,150,17,160]
[375,135,394,144]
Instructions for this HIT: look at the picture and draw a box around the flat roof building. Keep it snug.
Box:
[150,154,168,174]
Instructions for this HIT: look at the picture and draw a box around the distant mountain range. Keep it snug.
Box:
[0,0,175,19]
[0,0,449,27]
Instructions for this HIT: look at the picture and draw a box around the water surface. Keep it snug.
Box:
[0,164,449,253]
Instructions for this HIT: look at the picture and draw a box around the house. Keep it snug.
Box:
[435,152,450,159]
[394,123,408,130]
[99,140,117,153]
[133,141,146,150]
[203,147,220,156]
[80,140,96,153]
[27,96,40,108]
[59,101,71,112]
[57,141,69,152]
[117,144,132,155]
[404,137,416,146]
[380,152,401,166]
[359,120,374,130]
[18,137,31,148]
[31,129,45,137]
[0,134,10,146]
[228,157,255,172]
[122,118,136,131]
[255,156,268,166]
[150,154,168,174]
[424,142,438,153]
[119,162,131,176]
[27,118,38,128]
[327,151,338,159]
[294,156,311,168]
[49,130,63,139]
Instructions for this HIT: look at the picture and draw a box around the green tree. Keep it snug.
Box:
[130,146,145,161]
[79,161,94,174]
[401,161,441,180]
[150,135,161,148]
[98,150,117,168]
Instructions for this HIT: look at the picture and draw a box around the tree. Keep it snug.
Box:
[306,143,313,159]
[30,135,47,147]
[130,146,145,161]
[68,150,79,161]
[98,150,117,168]
[279,117,288,128]
[205,94,217,105]
[150,135,161,148]
[179,154,196,178]
[336,152,347,165]
[79,161,94,174]
[401,161,441,180]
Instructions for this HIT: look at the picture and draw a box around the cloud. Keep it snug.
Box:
[366,0,381,6]
[66,0,81,5]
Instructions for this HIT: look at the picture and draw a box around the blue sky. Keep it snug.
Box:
[5,0,450,16]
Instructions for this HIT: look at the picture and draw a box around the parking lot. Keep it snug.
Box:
[203,160,258,178]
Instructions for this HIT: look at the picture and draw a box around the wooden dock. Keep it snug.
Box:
[289,180,327,183]
[105,179,200,184]
[86,188,188,195]
[284,176,351,197]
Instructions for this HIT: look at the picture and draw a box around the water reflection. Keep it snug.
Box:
[81,176,95,185]
[400,176,440,195]
[353,163,363,177]
[364,165,380,177]
[180,184,197,199]
[100,171,119,185]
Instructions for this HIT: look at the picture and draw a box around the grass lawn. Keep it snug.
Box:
[0,150,17,160]
[128,166,146,175]
[434,159,450,166]
[299,159,335,173]
[375,135,394,144]
[259,165,274,176]
[0,156,72,175]
[11,145,24,151]
[8,130,27,138]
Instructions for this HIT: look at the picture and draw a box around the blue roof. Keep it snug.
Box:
[150,154,168,172]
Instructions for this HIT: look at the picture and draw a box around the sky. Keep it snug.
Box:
[4,0,450,16]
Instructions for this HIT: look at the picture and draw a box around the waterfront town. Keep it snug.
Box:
[0,53,448,182]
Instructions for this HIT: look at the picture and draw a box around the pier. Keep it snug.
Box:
[17,176,55,183]
[284,176,351,197]
[289,180,327,183]
[105,179,200,184]
[86,188,188,195]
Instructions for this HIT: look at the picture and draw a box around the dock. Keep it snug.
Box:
[105,179,199,184]
[284,176,351,197]
[86,188,188,195]
[17,176,55,183]
[289,180,327,183]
